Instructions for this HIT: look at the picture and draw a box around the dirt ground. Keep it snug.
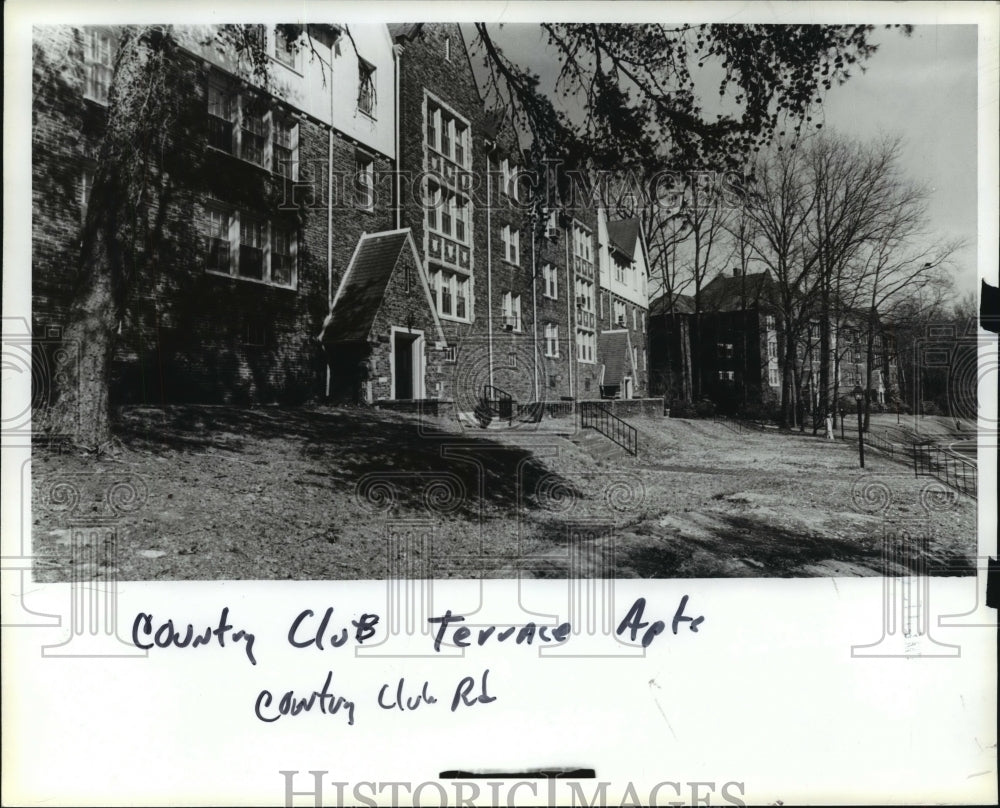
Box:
[30,405,978,581]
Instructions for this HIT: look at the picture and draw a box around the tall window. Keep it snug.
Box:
[207,80,235,153]
[767,339,777,359]
[576,328,595,363]
[204,207,231,274]
[614,300,626,326]
[239,217,265,280]
[358,60,376,116]
[84,28,113,104]
[576,278,595,312]
[769,368,780,387]
[79,166,95,222]
[502,292,522,331]
[501,225,520,266]
[272,116,296,179]
[500,158,519,200]
[544,323,559,358]
[427,184,470,245]
[572,224,593,270]
[271,225,295,286]
[240,97,267,167]
[355,152,375,210]
[542,264,558,299]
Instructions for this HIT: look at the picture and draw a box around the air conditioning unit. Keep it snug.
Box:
[503,315,517,331]
[576,295,586,306]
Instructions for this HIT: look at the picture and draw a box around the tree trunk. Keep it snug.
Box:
[45,244,117,450]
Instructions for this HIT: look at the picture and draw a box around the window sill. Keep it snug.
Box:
[357,108,378,122]
[205,268,297,292]
[438,313,472,324]
[271,55,303,77]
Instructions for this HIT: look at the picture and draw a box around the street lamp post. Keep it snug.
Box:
[839,406,845,440]
[853,385,865,468]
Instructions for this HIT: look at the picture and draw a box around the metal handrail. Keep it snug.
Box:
[864,430,894,456]
[912,442,977,499]
[482,384,514,423]
[580,401,638,456]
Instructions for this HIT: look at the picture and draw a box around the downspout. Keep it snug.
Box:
[566,225,574,399]
[485,149,495,388]
[531,220,539,400]
[393,42,402,230]
[325,37,337,398]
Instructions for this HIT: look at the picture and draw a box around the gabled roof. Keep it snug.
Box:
[387,23,424,42]
[598,330,632,387]
[606,218,640,260]
[324,230,446,346]
[701,271,776,313]
[649,293,695,317]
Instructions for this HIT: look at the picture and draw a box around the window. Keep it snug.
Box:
[271,225,295,286]
[502,291,521,331]
[507,352,518,369]
[84,28,113,104]
[572,224,593,265]
[765,315,776,331]
[613,300,626,327]
[272,115,297,179]
[501,225,520,266]
[430,267,470,321]
[207,76,299,175]
[769,368,780,387]
[203,205,296,288]
[718,370,735,381]
[244,319,267,348]
[426,183,470,245]
[240,96,267,166]
[204,207,231,274]
[717,342,734,359]
[444,35,451,61]
[358,60,376,116]
[355,152,375,210]
[542,264,558,299]
[767,339,777,359]
[544,323,559,358]
[274,27,298,68]
[443,345,457,363]
[632,307,637,331]
[207,80,235,153]
[239,217,265,279]
[614,257,626,284]
[632,346,638,370]
[500,158,519,200]
[575,278,595,313]
[426,99,470,169]
[576,328,596,363]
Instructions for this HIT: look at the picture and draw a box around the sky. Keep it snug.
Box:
[465,21,982,297]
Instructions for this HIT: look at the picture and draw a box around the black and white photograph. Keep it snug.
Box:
[3,1,997,806]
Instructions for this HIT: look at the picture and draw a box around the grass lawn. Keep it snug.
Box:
[31,405,978,580]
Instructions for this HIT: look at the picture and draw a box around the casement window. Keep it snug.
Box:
[614,257,626,284]
[502,291,522,331]
[355,152,375,210]
[542,264,558,299]
[203,205,296,288]
[358,60,376,116]
[273,26,299,69]
[718,370,734,381]
[767,339,777,359]
[576,328,596,363]
[206,76,299,177]
[614,300,627,327]
[430,268,470,321]
[501,225,520,266]
[84,28,114,104]
[425,98,470,169]
[544,323,559,358]
[769,368,780,387]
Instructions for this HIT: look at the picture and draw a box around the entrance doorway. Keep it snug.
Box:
[392,330,423,400]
